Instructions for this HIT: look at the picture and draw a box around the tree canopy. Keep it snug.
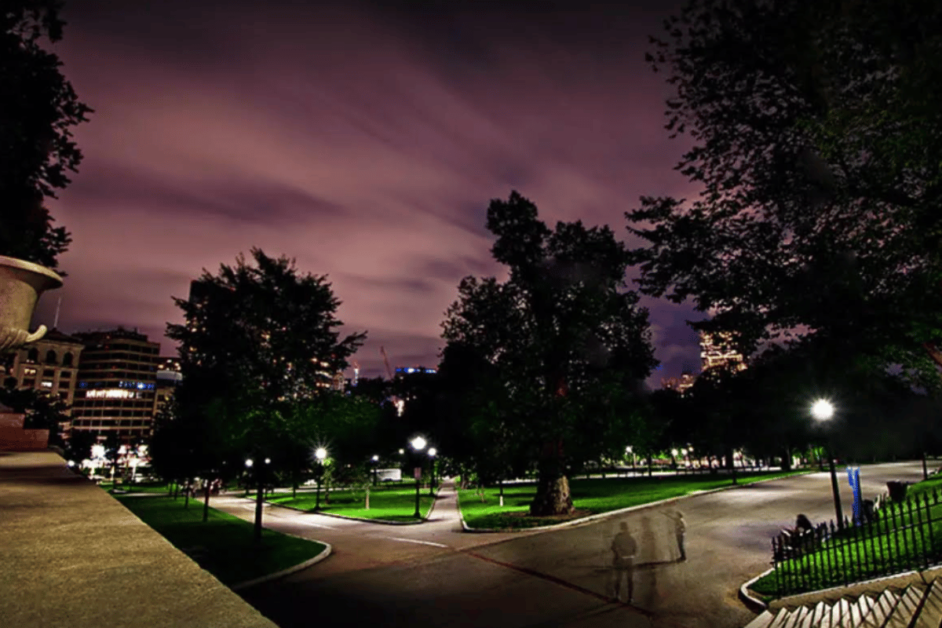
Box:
[1,0,92,269]
[164,249,366,537]
[627,0,942,387]
[442,191,657,515]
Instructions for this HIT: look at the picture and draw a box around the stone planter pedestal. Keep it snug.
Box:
[0,255,63,352]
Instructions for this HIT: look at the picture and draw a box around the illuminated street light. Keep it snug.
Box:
[410,436,427,518]
[811,399,844,529]
[626,445,635,474]
[812,399,834,422]
[314,447,328,511]
[372,455,379,462]
[245,459,254,468]
[428,448,437,496]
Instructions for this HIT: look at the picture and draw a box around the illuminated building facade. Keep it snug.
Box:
[662,372,697,394]
[1,329,85,437]
[699,331,747,373]
[395,366,437,376]
[154,356,182,419]
[70,328,161,443]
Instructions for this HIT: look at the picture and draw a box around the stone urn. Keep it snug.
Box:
[0,255,63,353]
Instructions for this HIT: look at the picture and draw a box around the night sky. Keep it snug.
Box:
[35,0,704,384]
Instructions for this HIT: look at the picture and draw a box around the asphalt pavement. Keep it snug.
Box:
[204,461,930,628]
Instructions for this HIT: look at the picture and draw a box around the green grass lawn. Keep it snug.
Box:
[116,495,326,586]
[101,481,172,494]
[267,482,438,521]
[750,474,942,598]
[458,469,812,530]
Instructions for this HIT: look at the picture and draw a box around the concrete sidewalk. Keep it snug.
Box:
[0,450,278,628]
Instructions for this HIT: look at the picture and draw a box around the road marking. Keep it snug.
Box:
[294,520,336,530]
[385,537,449,548]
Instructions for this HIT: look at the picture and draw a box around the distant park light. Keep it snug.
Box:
[811,399,835,421]
[315,447,328,460]
[428,447,437,457]
[245,458,253,468]
[411,436,427,451]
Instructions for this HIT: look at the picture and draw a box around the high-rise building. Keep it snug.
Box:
[70,328,160,444]
[700,331,747,373]
[0,329,85,437]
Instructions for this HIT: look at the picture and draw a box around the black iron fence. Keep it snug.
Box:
[770,487,942,597]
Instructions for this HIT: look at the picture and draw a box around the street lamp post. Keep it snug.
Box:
[371,455,379,486]
[411,436,427,518]
[314,447,327,511]
[812,399,845,530]
[428,448,437,496]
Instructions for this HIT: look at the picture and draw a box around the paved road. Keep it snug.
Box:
[206,462,930,628]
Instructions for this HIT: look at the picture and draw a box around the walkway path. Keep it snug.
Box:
[207,464,928,628]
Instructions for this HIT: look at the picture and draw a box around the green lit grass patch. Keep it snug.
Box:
[268,482,438,521]
[116,495,326,586]
[458,469,811,530]
[751,471,942,598]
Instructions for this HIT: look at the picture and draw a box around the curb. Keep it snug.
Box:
[739,568,773,612]
[231,541,332,591]
[459,471,812,533]
[763,570,923,611]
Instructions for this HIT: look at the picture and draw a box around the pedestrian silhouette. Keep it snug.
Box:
[670,510,686,561]
[795,514,813,534]
[610,521,637,603]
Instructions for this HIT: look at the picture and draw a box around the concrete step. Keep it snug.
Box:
[769,607,793,628]
[810,600,829,627]
[797,602,825,628]
[853,594,875,625]
[744,610,775,628]
[783,605,811,628]
[826,598,850,628]
[859,589,901,628]
[883,584,924,628]
[911,579,942,628]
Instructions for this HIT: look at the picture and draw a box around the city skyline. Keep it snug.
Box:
[33,0,701,383]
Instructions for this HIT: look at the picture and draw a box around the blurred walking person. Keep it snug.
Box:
[610,521,637,603]
[671,510,686,561]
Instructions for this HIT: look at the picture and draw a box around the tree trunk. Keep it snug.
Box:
[365,485,370,510]
[254,481,264,543]
[184,477,191,509]
[529,472,574,516]
[647,455,653,477]
[781,447,792,471]
[499,478,504,508]
[202,480,211,523]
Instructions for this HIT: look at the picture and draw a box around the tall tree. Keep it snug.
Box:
[627,0,942,386]
[442,192,657,516]
[1,0,92,269]
[166,248,366,539]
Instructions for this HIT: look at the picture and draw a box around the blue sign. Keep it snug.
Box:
[847,466,862,525]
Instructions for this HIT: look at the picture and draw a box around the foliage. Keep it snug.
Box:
[1,0,93,269]
[0,384,69,444]
[628,0,942,382]
[441,191,658,515]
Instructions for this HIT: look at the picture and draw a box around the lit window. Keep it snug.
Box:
[41,380,53,388]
